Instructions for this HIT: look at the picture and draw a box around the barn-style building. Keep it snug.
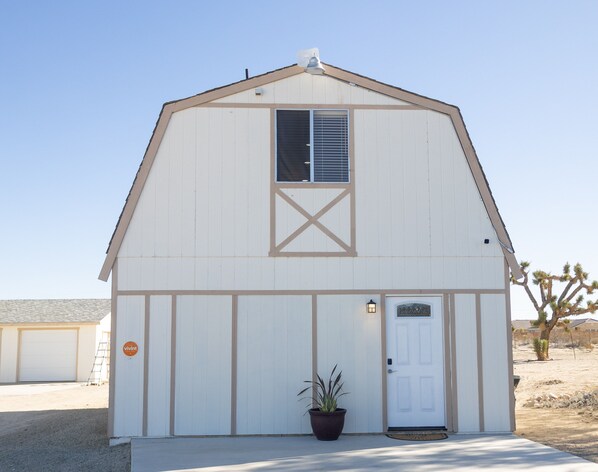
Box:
[100,62,520,441]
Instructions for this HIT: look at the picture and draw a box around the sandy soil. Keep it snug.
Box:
[1,347,595,470]
[514,345,598,463]
[0,383,129,471]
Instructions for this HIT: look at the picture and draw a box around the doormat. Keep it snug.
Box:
[386,432,448,441]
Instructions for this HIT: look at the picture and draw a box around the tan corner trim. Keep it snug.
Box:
[142,295,150,436]
[380,293,388,432]
[349,108,356,254]
[169,295,177,436]
[475,293,485,432]
[269,108,276,255]
[311,295,317,409]
[117,288,507,297]
[504,261,516,432]
[200,103,424,110]
[108,261,118,437]
[230,295,238,435]
[274,188,351,253]
[448,294,459,433]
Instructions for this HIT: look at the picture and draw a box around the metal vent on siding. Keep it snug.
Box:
[313,110,349,182]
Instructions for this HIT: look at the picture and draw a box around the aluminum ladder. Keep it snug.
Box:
[86,341,110,386]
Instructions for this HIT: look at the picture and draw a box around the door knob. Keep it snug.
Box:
[387,369,397,374]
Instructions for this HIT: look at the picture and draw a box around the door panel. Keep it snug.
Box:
[386,297,445,428]
[19,329,77,381]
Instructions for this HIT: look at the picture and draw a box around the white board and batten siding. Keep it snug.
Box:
[110,71,514,437]
[480,294,511,432]
[175,295,232,436]
[237,295,312,435]
[117,73,504,294]
[114,296,145,437]
[317,295,382,433]
[147,296,171,437]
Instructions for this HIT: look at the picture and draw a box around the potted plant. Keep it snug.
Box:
[298,364,348,441]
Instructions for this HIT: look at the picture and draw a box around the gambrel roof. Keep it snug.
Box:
[99,63,520,281]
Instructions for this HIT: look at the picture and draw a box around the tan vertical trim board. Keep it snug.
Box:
[269,108,276,255]
[441,295,451,432]
[380,294,388,432]
[504,261,516,432]
[169,295,177,436]
[448,294,459,432]
[108,260,118,437]
[142,295,150,436]
[230,295,238,435]
[475,293,485,432]
[349,108,356,254]
[311,295,317,409]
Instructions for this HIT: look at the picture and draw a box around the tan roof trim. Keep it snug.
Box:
[100,63,519,280]
[322,64,520,279]
[99,65,304,280]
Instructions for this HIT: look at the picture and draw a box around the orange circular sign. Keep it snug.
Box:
[123,341,139,357]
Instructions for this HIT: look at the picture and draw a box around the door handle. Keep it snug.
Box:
[387,369,397,374]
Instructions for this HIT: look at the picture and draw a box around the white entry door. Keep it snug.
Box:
[386,297,445,429]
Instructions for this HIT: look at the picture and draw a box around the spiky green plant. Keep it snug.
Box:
[298,364,348,413]
[533,338,549,361]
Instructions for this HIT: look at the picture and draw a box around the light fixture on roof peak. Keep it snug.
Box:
[297,48,325,75]
[305,55,325,75]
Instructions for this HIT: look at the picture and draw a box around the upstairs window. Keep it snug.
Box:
[276,109,349,182]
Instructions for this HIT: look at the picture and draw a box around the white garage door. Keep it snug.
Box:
[19,329,77,381]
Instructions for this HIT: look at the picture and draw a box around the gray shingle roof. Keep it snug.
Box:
[0,299,110,324]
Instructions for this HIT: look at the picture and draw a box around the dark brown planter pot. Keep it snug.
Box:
[308,408,346,441]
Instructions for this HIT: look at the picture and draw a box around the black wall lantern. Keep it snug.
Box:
[367,299,377,314]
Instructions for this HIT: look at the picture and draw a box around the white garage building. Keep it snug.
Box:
[0,299,110,383]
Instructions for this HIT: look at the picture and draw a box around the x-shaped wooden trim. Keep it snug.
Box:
[275,188,352,253]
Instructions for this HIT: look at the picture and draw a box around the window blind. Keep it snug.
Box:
[313,110,349,183]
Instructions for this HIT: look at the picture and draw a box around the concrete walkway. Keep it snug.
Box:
[132,434,598,471]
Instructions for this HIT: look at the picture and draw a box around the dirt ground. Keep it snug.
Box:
[514,345,598,463]
[0,383,129,471]
[1,347,596,470]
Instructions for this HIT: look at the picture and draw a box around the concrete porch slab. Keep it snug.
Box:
[132,434,598,471]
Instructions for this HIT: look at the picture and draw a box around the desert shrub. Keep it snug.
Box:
[533,338,549,361]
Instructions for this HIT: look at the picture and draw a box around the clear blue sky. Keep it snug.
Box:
[1,1,597,319]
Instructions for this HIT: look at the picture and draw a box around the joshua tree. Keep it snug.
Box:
[511,262,598,360]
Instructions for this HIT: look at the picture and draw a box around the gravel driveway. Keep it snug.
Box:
[0,383,129,471]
